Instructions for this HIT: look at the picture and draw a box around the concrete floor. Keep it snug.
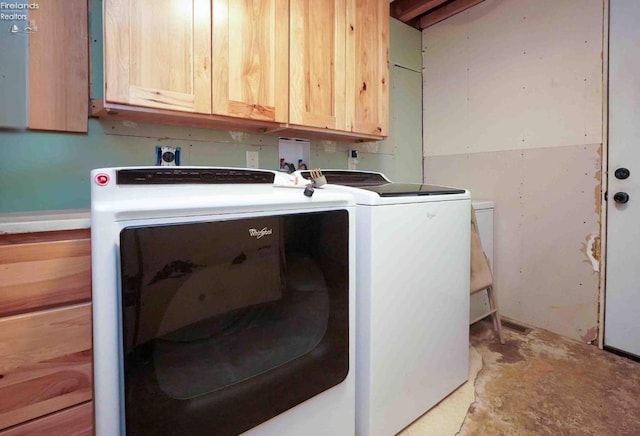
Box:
[401,320,640,435]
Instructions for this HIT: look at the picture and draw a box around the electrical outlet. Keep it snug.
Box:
[347,149,358,170]
[156,145,181,166]
[246,150,259,168]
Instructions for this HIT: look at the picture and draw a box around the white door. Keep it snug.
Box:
[605,0,640,357]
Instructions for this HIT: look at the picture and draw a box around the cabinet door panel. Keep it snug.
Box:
[0,238,91,318]
[0,402,93,436]
[29,0,89,132]
[290,0,346,130]
[105,0,211,113]
[346,0,389,136]
[212,0,289,122]
[0,304,92,430]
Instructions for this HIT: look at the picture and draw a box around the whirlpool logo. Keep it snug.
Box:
[249,227,273,239]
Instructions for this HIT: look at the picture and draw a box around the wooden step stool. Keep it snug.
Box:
[470,206,504,344]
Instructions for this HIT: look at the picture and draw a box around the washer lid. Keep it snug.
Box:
[358,183,466,197]
[299,170,390,186]
[297,170,465,197]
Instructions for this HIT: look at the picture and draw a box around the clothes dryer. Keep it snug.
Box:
[91,167,356,436]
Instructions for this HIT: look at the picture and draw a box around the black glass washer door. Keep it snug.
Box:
[119,211,349,436]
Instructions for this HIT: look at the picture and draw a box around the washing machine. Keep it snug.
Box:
[297,170,471,436]
[91,167,356,436]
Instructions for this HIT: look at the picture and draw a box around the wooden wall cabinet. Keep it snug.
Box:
[212,0,289,122]
[346,0,389,136]
[102,0,389,141]
[0,230,93,435]
[289,0,389,136]
[104,0,212,113]
[289,0,346,131]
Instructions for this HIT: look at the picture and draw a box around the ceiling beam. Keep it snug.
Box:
[390,0,449,23]
[419,0,485,29]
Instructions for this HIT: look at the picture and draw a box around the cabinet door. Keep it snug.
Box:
[289,0,346,130]
[0,304,92,430]
[104,0,212,113]
[0,402,93,436]
[212,0,289,122]
[0,237,91,317]
[346,0,389,136]
[29,0,89,132]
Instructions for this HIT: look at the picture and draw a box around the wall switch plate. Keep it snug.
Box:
[246,150,259,168]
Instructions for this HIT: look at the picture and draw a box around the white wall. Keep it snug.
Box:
[422,0,604,342]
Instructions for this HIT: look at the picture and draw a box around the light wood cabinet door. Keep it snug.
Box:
[212,0,289,122]
[289,0,346,130]
[0,230,93,433]
[0,304,92,430]
[29,0,89,133]
[0,402,93,436]
[0,238,91,317]
[346,0,389,136]
[104,0,212,113]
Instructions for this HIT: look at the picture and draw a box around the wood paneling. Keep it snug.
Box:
[419,0,485,29]
[391,0,448,22]
[0,402,93,436]
[212,0,289,122]
[28,0,89,132]
[389,0,489,30]
[0,239,91,317]
[346,0,389,136]
[289,0,346,130]
[0,304,92,430]
[104,0,212,113]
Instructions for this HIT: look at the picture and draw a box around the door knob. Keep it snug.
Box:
[613,192,630,204]
[615,168,630,179]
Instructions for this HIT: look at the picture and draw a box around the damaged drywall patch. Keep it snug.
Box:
[592,235,601,266]
[581,234,600,272]
[122,120,139,129]
[229,131,248,142]
[362,142,380,153]
[580,326,598,344]
[321,140,337,153]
